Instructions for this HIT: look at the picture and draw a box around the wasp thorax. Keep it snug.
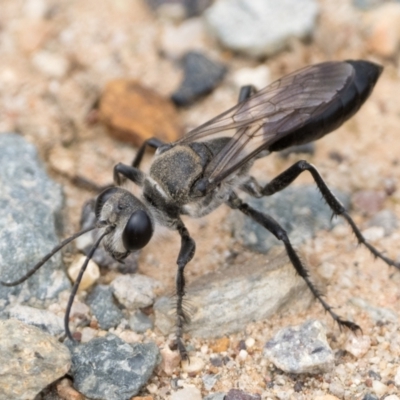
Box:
[95,187,153,254]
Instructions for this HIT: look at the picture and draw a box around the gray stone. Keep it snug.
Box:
[225,389,261,400]
[7,304,64,336]
[231,185,350,254]
[203,393,226,400]
[171,51,226,106]
[0,133,70,305]
[128,310,154,333]
[362,394,379,400]
[87,285,124,330]
[367,209,398,236]
[204,0,319,57]
[202,374,219,391]
[350,297,398,323]
[66,334,160,400]
[0,319,71,400]
[352,0,384,10]
[154,253,312,337]
[264,319,334,374]
[148,0,212,19]
[111,274,162,310]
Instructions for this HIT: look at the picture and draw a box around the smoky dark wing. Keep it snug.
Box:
[177,61,354,183]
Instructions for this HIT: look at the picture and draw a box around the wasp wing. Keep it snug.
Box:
[177,61,356,184]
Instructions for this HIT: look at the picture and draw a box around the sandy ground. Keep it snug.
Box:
[2,0,400,398]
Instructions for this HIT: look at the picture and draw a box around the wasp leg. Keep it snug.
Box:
[237,85,257,103]
[227,192,361,332]
[250,160,399,269]
[174,220,196,361]
[113,163,145,186]
[132,137,164,168]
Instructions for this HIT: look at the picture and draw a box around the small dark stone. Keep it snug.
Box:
[361,393,379,400]
[367,370,381,380]
[293,381,303,392]
[225,389,261,400]
[87,285,124,330]
[210,355,223,367]
[66,335,160,400]
[147,0,212,18]
[171,51,226,106]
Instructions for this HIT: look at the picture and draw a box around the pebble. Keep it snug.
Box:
[232,65,271,90]
[148,0,212,20]
[350,297,398,323]
[80,327,98,343]
[352,190,386,216]
[202,373,219,390]
[210,337,230,353]
[314,396,340,400]
[111,274,162,309]
[78,200,139,274]
[360,226,385,242]
[345,335,371,358]
[86,285,124,330]
[385,396,400,400]
[0,319,71,400]
[231,185,350,254]
[67,255,100,291]
[181,356,205,374]
[8,304,64,336]
[160,345,180,375]
[204,0,319,57]
[170,386,202,400]
[245,337,255,349]
[362,394,379,400]
[0,133,70,304]
[129,310,154,333]
[99,80,182,146]
[329,381,345,398]
[171,51,226,106]
[160,18,209,58]
[363,3,400,58]
[372,380,388,396]
[394,365,400,386]
[31,50,70,78]
[203,394,226,400]
[154,253,312,337]
[66,335,160,400]
[56,378,85,400]
[225,389,261,400]
[367,209,398,236]
[352,0,382,10]
[264,320,334,374]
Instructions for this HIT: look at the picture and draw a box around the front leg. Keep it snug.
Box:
[174,220,196,360]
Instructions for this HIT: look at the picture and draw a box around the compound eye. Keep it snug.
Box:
[122,210,153,251]
[95,187,120,220]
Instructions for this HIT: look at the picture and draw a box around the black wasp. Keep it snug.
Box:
[3,60,398,360]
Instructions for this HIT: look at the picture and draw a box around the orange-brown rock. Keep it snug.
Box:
[99,80,182,146]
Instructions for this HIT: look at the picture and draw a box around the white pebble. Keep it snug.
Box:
[32,50,70,78]
[232,65,271,90]
[171,386,202,400]
[245,337,255,349]
[181,356,205,374]
[67,255,100,291]
[372,380,388,397]
[238,349,248,360]
[345,335,371,358]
